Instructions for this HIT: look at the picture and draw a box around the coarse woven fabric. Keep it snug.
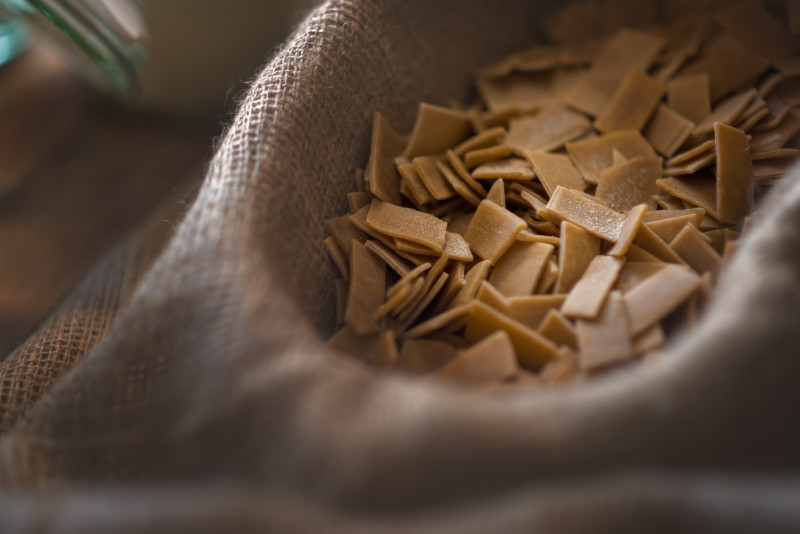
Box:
[2,0,800,531]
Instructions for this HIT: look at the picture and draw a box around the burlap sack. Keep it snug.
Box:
[2,0,800,531]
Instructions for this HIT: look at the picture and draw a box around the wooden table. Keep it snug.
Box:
[0,45,216,356]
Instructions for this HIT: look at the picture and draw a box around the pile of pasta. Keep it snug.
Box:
[324,0,800,388]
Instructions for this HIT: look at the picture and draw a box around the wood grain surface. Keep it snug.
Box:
[0,46,216,356]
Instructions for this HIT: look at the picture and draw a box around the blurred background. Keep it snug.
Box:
[0,0,317,356]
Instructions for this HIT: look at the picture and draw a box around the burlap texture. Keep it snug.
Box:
[2,0,800,530]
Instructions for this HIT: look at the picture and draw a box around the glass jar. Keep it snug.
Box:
[0,15,27,66]
[0,0,146,96]
[0,1,319,113]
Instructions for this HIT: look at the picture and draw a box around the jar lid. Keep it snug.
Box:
[0,0,147,96]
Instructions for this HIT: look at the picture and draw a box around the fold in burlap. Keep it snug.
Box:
[2,0,800,531]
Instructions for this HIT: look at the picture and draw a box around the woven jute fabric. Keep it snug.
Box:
[2,0,800,531]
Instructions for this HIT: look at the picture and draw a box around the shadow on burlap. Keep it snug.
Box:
[1,0,800,531]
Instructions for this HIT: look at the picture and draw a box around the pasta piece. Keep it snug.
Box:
[366,199,447,253]
[692,89,756,136]
[345,241,386,335]
[566,28,665,116]
[463,200,526,263]
[465,301,559,370]
[577,291,633,371]
[366,111,406,204]
[561,255,625,320]
[669,223,722,279]
[623,264,702,335]
[566,129,657,184]
[448,260,492,310]
[464,144,511,168]
[614,261,666,293]
[667,73,711,123]
[607,204,648,257]
[434,331,519,385]
[645,214,698,244]
[524,151,585,195]
[679,33,769,102]
[555,221,601,293]
[509,295,567,330]
[488,242,555,297]
[594,69,665,133]
[398,339,457,374]
[543,186,626,242]
[538,309,578,350]
[714,122,754,225]
[596,157,662,212]
[505,105,591,154]
[404,103,472,158]
[472,157,536,180]
[644,104,694,157]
[413,155,456,201]
[476,281,512,314]
[453,126,506,156]
[323,236,349,280]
